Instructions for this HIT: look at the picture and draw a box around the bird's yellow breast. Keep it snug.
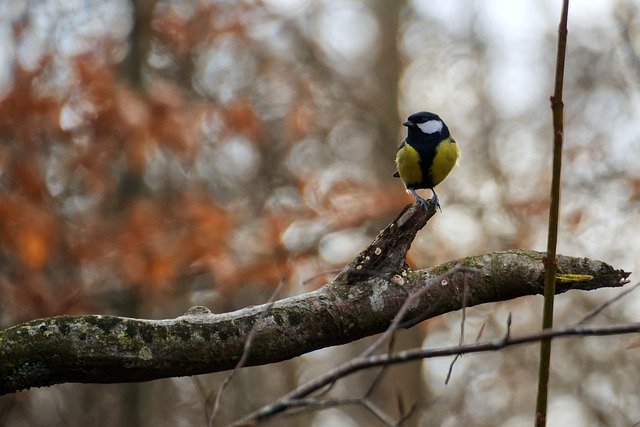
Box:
[395,142,422,186]
[431,137,461,186]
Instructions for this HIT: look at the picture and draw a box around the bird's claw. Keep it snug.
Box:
[415,196,430,210]
[430,194,442,212]
[409,189,441,212]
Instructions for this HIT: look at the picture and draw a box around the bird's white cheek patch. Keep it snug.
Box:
[417,120,443,134]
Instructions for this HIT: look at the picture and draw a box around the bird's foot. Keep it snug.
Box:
[409,189,438,212]
[430,193,442,212]
[415,195,430,210]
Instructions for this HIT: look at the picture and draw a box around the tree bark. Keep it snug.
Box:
[0,204,629,395]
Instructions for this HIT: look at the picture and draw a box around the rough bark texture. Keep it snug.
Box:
[0,204,630,395]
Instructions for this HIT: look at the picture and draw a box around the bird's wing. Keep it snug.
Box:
[393,140,406,177]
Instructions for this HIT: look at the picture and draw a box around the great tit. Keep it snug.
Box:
[394,111,460,210]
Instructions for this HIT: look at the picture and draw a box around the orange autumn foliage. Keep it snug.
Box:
[0,3,409,323]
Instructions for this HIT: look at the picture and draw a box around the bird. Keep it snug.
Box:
[394,111,460,210]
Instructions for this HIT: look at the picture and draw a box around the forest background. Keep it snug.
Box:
[1,1,640,426]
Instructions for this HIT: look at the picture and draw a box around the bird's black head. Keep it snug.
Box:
[403,111,449,139]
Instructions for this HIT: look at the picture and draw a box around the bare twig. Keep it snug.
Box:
[503,312,513,342]
[360,399,397,427]
[226,268,479,426]
[397,399,419,426]
[229,322,640,426]
[445,319,489,386]
[476,323,486,341]
[311,381,337,399]
[209,275,288,426]
[577,281,640,325]
[301,269,342,286]
[536,0,570,424]
[445,270,469,384]
[358,270,473,417]
[444,354,461,386]
[360,266,480,359]
[191,376,211,425]
[364,364,389,400]
[356,267,479,406]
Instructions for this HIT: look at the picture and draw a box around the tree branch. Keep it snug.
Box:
[536,1,570,423]
[0,204,630,395]
[231,321,640,426]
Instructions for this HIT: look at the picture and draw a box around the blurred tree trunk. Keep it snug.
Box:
[370,0,405,176]
[367,3,425,425]
[119,2,156,426]
[121,0,155,91]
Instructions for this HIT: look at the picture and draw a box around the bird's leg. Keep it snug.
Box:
[430,189,442,212]
[409,188,430,210]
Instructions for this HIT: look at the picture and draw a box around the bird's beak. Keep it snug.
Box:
[403,121,413,127]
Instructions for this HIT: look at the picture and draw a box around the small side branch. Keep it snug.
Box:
[230,322,640,426]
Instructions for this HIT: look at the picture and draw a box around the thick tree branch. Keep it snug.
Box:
[0,204,630,395]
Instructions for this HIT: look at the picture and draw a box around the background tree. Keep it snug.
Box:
[1,0,640,426]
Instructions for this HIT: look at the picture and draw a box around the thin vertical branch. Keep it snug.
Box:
[535,1,570,425]
[209,275,288,426]
[445,271,469,385]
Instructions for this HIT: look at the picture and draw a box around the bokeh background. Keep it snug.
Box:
[1,0,640,426]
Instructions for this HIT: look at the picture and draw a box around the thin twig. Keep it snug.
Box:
[360,266,480,358]
[535,0,570,425]
[301,269,342,286]
[361,399,397,427]
[503,312,513,342]
[357,268,475,406]
[444,353,461,386]
[476,322,486,341]
[396,391,405,421]
[191,375,211,424]
[312,381,337,399]
[228,267,478,425]
[577,281,640,325]
[209,275,288,426]
[363,333,397,399]
[445,270,469,384]
[397,399,419,426]
[364,365,389,400]
[229,321,640,426]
